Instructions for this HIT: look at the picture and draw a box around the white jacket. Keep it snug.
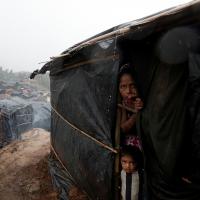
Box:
[121,169,139,200]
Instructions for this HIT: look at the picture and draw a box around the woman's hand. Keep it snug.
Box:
[121,114,137,133]
[123,95,136,108]
[134,98,143,112]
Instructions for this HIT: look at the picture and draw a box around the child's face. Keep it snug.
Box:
[121,155,137,173]
[119,74,138,103]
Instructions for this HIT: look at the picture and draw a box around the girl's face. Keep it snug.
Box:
[121,155,137,173]
[119,74,138,101]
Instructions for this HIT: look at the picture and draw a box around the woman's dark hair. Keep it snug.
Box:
[118,63,139,92]
[118,63,135,81]
[121,145,143,170]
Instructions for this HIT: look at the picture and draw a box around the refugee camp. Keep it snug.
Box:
[0,0,200,200]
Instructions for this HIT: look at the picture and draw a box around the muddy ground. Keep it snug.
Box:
[0,128,57,200]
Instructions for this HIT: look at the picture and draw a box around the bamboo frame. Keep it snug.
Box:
[114,96,122,200]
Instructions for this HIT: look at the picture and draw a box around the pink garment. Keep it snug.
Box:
[124,135,142,150]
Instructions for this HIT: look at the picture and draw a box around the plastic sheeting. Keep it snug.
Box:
[49,39,120,199]
[0,98,51,148]
[0,100,33,147]
[138,60,200,199]
[134,29,200,199]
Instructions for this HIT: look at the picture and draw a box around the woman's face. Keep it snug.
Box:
[119,74,138,101]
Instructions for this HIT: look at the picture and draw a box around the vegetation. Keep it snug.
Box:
[0,66,50,90]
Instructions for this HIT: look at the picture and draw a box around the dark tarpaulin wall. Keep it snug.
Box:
[189,53,200,183]
[138,60,200,200]
[49,39,120,199]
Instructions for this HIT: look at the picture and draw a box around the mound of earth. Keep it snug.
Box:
[0,128,57,200]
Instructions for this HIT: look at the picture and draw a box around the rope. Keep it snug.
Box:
[51,105,118,154]
[50,144,75,181]
[50,144,92,200]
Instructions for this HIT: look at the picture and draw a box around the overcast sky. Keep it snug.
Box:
[0,0,191,72]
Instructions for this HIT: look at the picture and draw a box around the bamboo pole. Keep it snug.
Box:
[63,54,119,70]
[114,97,122,200]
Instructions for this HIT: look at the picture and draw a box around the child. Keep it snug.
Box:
[120,146,144,200]
[118,63,143,149]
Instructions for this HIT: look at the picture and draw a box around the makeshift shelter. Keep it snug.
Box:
[0,99,33,147]
[32,1,200,199]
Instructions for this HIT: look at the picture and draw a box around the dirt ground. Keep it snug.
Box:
[0,128,57,200]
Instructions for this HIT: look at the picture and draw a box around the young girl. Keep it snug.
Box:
[120,146,144,200]
[119,64,143,149]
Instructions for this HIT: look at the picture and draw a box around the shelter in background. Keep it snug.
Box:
[0,100,33,147]
[0,98,51,148]
[32,0,200,199]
